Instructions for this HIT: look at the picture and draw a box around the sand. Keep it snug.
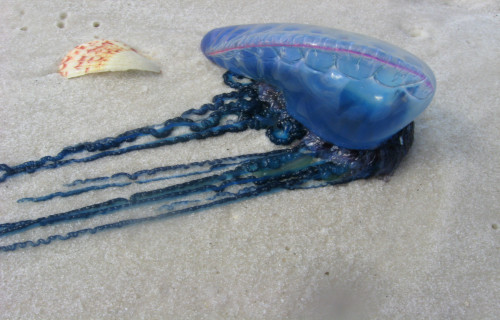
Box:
[0,0,498,318]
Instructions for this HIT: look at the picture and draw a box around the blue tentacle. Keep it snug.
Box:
[0,72,279,183]
[0,122,413,252]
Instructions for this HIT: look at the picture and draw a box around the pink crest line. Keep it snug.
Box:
[207,42,434,91]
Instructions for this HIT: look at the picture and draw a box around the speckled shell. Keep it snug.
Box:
[201,23,436,149]
[59,40,160,78]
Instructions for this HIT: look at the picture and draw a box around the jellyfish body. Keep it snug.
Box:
[202,23,436,149]
[0,24,434,251]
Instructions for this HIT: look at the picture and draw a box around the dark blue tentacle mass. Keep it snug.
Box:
[0,72,414,252]
[0,123,413,252]
[17,150,289,203]
[0,72,296,183]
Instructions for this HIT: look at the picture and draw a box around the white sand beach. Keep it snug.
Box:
[0,0,498,318]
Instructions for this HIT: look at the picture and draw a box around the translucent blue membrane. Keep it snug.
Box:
[202,23,435,149]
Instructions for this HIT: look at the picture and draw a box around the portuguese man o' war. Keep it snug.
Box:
[0,23,435,252]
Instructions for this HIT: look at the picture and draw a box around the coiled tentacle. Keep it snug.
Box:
[0,121,412,252]
[0,72,295,183]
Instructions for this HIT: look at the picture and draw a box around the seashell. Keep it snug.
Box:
[58,40,161,78]
[201,23,436,149]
